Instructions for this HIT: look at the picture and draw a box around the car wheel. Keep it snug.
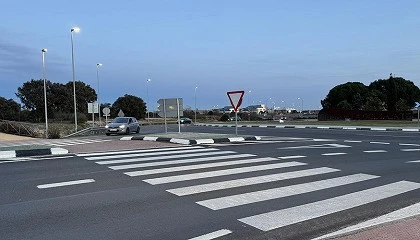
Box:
[106,133,110,136]
[125,128,130,135]
[136,126,140,134]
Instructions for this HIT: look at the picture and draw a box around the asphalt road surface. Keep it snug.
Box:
[1,125,419,240]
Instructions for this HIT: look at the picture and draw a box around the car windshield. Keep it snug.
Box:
[112,117,129,123]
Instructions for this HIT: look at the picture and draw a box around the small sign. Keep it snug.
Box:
[157,98,183,117]
[118,109,125,117]
[102,107,110,116]
[227,91,245,112]
[415,102,420,108]
[88,102,99,113]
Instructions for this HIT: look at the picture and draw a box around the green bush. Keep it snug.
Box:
[48,126,61,139]
[69,113,88,125]
[219,114,229,122]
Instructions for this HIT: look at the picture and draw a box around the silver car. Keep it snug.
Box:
[105,117,140,135]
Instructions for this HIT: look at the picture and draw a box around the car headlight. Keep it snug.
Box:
[119,125,126,129]
[105,125,109,128]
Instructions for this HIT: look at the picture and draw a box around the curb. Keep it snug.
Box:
[120,136,262,145]
[0,147,69,159]
[195,123,420,132]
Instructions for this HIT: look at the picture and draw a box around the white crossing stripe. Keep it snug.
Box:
[197,174,379,210]
[363,150,387,153]
[37,179,95,189]
[278,155,306,160]
[125,157,281,176]
[399,143,420,147]
[238,181,420,231]
[167,167,340,196]
[143,161,307,185]
[109,154,255,170]
[188,229,232,240]
[369,142,390,145]
[312,202,420,240]
[86,148,217,161]
[344,140,362,143]
[401,149,420,152]
[77,146,202,157]
[97,151,236,165]
[322,153,347,156]
[407,160,420,163]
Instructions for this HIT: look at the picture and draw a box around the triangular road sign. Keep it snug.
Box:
[227,90,245,112]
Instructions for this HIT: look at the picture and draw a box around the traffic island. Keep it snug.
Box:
[120,132,261,145]
[0,145,69,159]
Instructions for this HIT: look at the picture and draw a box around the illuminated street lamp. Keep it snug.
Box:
[146,78,151,122]
[71,26,80,132]
[41,48,48,138]
[194,86,198,123]
[96,63,103,125]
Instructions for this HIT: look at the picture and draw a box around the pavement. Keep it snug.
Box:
[1,126,420,239]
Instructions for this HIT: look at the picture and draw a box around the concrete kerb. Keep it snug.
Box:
[195,123,420,132]
[0,147,69,159]
[121,135,261,145]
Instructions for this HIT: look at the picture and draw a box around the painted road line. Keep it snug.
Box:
[143,161,307,185]
[125,157,282,177]
[109,154,255,170]
[369,142,390,145]
[363,150,387,153]
[322,153,347,156]
[399,143,420,147]
[344,140,362,143]
[37,179,95,189]
[401,149,420,152]
[167,167,340,196]
[86,147,217,161]
[278,144,351,150]
[97,151,236,165]
[407,160,420,163]
[197,174,379,210]
[371,128,387,131]
[312,202,420,240]
[278,155,307,160]
[188,229,232,240]
[77,146,202,157]
[238,181,420,231]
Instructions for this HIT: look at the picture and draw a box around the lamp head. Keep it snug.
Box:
[41,48,47,53]
[147,78,151,82]
[97,63,103,67]
[71,27,81,33]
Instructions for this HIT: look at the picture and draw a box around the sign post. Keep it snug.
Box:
[102,107,110,125]
[415,102,420,129]
[227,90,245,136]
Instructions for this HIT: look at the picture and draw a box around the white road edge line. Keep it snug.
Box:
[312,202,420,240]
[188,229,232,240]
[407,160,420,163]
[37,179,95,189]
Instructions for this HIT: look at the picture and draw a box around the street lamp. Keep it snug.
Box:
[96,63,103,126]
[265,97,272,112]
[41,48,48,138]
[194,86,198,123]
[71,26,80,132]
[298,97,303,114]
[146,78,151,122]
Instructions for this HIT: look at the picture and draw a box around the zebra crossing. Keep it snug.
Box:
[78,146,420,237]
[0,138,112,148]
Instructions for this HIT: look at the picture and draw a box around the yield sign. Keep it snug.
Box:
[227,90,245,112]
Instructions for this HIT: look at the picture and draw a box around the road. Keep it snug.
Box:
[0,125,419,240]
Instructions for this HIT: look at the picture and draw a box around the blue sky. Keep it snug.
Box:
[2,0,420,111]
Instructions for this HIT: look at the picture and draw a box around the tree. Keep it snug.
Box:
[0,97,20,121]
[321,82,369,110]
[112,94,146,120]
[63,81,97,114]
[16,79,50,122]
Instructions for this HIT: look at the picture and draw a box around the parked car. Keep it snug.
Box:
[178,117,192,124]
[105,117,140,135]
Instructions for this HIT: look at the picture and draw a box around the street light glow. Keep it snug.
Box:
[97,63,103,67]
[71,27,80,33]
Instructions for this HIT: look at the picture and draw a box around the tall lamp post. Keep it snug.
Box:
[146,78,151,122]
[96,63,103,125]
[41,48,48,138]
[71,27,80,132]
[298,97,303,115]
[194,86,198,123]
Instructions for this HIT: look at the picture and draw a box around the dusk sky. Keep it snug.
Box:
[2,0,420,111]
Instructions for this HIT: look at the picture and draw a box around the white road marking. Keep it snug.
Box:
[322,153,347,156]
[312,202,420,240]
[197,174,379,210]
[399,143,420,147]
[278,144,351,150]
[37,179,95,189]
[278,155,307,160]
[369,142,390,145]
[97,151,236,165]
[77,146,202,157]
[407,160,420,163]
[344,140,362,143]
[188,229,232,240]
[401,149,420,152]
[238,181,420,231]
[167,167,340,196]
[86,147,216,161]
[109,154,255,170]
[371,128,387,131]
[125,157,280,176]
[143,161,307,185]
[363,150,387,153]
